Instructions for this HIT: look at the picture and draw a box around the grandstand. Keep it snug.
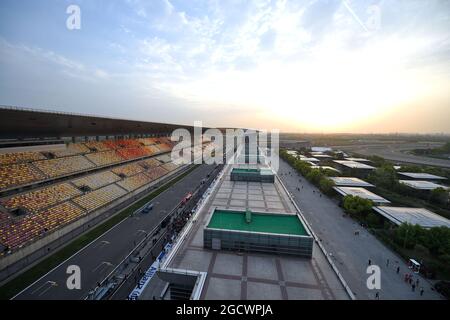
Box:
[0,151,46,165]
[112,163,145,177]
[85,150,123,166]
[72,184,128,212]
[117,173,152,192]
[0,106,214,278]
[1,183,82,213]
[72,171,121,190]
[34,155,96,178]
[0,163,45,190]
[0,137,184,192]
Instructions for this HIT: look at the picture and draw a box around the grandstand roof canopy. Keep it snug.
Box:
[345,157,372,162]
[397,172,447,180]
[310,165,341,173]
[0,106,208,139]
[399,180,448,191]
[311,154,332,158]
[373,206,450,228]
[329,177,374,187]
[311,147,332,152]
[333,186,391,204]
[333,160,375,170]
[299,156,319,162]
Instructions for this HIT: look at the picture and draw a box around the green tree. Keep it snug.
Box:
[368,165,398,189]
[306,169,322,185]
[429,187,448,206]
[319,177,335,195]
[366,212,381,228]
[342,195,373,216]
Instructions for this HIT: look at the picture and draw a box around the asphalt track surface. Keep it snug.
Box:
[13,164,216,300]
[334,142,450,168]
[277,159,443,300]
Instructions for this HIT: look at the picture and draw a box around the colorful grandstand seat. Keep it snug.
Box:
[84,141,111,152]
[0,202,86,250]
[53,143,91,157]
[85,150,123,166]
[0,151,46,165]
[72,184,127,212]
[1,183,82,213]
[112,163,144,177]
[0,163,45,190]
[116,147,151,160]
[139,158,161,169]
[72,171,121,190]
[34,155,96,178]
[146,166,169,181]
[117,173,152,192]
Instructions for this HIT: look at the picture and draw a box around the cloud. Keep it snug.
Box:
[0,0,449,132]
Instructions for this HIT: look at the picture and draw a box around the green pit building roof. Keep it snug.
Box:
[231,168,273,175]
[207,209,308,236]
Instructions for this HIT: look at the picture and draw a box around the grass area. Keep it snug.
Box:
[0,165,198,300]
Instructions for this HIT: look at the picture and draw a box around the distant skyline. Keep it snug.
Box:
[0,0,449,133]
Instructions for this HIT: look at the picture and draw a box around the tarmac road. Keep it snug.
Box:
[12,164,216,300]
[334,142,450,168]
[277,159,443,300]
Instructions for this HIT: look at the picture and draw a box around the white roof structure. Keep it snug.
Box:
[399,180,448,191]
[333,186,390,204]
[373,206,450,228]
[287,150,298,156]
[310,166,341,173]
[299,156,320,162]
[311,153,332,158]
[311,147,332,152]
[330,177,374,187]
[398,172,447,180]
[345,157,372,163]
[333,160,375,170]
[393,166,402,170]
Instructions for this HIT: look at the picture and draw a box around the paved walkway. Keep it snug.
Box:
[278,159,443,300]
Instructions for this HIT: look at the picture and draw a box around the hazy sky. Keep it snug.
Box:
[0,0,449,133]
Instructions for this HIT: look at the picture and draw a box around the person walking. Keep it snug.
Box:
[375,292,379,300]
[368,259,372,266]
[396,266,400,274]
[386,259,390,267]
[412,283,416,292]
[420,288,424,296]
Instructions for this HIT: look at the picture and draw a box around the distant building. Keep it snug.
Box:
[344,157,372,163]
[332,160,375,178]
[397,172,447,182]
[311,147,333,153]
[373,206,450,228]
[329,177,374,188]
[399,180,448,192]
[333,186,390,205]
[204,208,314,258]
[280,139,311,150]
